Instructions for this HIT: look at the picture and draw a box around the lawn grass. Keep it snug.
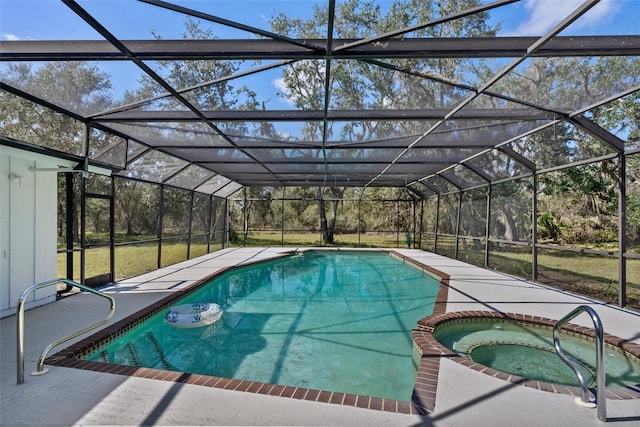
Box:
[454,242,639,309]
[58,231,639,310]
[228,230,407,248]
[58,243,213,282]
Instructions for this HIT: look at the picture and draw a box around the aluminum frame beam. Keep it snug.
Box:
[2,36,639,61]
[91,108,560,122]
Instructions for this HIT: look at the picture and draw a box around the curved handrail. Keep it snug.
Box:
[553,305,606,422]
[17,278,115,384]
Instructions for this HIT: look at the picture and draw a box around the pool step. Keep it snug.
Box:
[126,342,142,366]
[98,350,110,363]
[452,330,552,356]
[110,333,172,370]
[146,332,173,371]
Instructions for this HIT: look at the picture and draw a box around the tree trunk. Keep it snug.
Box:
[329,199,339,241]
[500,205,519,241]
[243,200,252,241]
[317,188,334,244]
[462,199,483,250]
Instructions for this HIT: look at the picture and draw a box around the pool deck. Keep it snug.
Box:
[2,247,639,426]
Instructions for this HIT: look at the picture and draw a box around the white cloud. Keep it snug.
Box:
[273,77,295,106]
[2,33,20,41]
[505,0,617,36]
[273,61,326,106]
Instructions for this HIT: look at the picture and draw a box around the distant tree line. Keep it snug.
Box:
[1,0,639,248]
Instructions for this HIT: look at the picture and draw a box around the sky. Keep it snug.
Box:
[2,0,637,41]
[0,0,638,106]
[500,0,623,36]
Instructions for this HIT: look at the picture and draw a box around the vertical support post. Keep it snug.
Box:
[434,194,441,253]
[318,189,323,245]
[223,198,229,249]
[281,186,285,246]
[80,126,88,286]
[418,198,424,249]
[109,176,115,281]
[357,196,361,247]
[206,195,212,253]
[396,197,400,248]
[412,197,417,249]
[532,174,538,282]
[65,172,74,280]
[187,190,194,259]
[455,191,462,259]
[243,187,248,246]
[484,185,492,268]
[157,184,164,269]
[619,154,627,307]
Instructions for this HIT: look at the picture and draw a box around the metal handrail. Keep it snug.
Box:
[17,278,115,384]
[553,305,606,422]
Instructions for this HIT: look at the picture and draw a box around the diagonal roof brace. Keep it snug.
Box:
[436,172,464,191]
[498,145,537,172]
[569,116,626,153]
[461,162,493,183]
[61,0,277,189]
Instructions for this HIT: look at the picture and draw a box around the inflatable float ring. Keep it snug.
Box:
[165,303,223,328]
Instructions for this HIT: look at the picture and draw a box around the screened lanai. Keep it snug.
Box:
[1,0,639,311]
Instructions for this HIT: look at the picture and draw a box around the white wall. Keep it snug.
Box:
[0,146,62,318]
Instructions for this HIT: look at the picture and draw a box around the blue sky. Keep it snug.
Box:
[2,0,638,41]
[494,0,634,36]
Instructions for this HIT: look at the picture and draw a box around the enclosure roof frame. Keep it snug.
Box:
[0,0,638,198]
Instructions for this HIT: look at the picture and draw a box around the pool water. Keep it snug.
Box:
[434,319,640,388]
[470,344,596,386]
[87,251,441,400]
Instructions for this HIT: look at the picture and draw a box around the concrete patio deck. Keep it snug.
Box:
[2,247,639,426]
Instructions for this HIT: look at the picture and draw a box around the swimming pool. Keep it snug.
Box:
[82,250,442,401]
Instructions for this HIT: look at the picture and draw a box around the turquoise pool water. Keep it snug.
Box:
[434,319,640,388]
[87,251,441,400]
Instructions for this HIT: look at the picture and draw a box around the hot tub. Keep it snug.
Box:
[413,311,640,399]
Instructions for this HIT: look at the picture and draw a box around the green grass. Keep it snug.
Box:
[228,231,409,248]
[58,243,213,282]
[58,231,639,310]
[439,239,640,310]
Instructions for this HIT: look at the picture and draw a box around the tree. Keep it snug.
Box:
[269,0,499,243]
[1,62,113,154]
[131,19,259,135]
[626,154,640,246]
[1,62,115,246]
[162,187,192,237]
[472,54,640,245]
[115,179,159,237]
[241,186,274,240]
[317,186,342,243]
[459,187,487,249]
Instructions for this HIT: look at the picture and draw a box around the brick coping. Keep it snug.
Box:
[46,250,450,415]
[414,311,640,400]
